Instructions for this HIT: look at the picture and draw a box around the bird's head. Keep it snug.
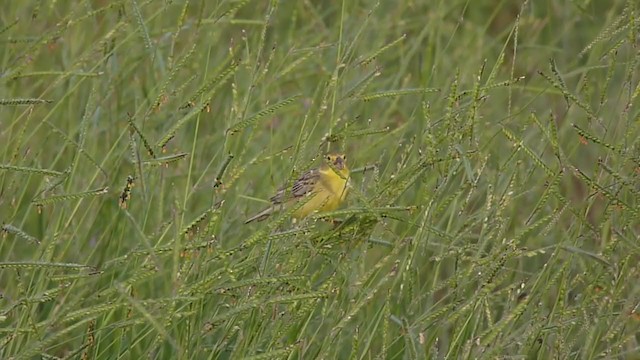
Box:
[321,153,349,175]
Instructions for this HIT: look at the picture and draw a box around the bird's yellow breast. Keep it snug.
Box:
[293,168,349,219]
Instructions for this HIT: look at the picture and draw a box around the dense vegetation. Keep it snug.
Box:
[1,0,639,358]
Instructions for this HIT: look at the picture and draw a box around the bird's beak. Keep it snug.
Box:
[334,156,344,170]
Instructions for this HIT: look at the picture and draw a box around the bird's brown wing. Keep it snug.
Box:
[245,169,319,224]
[269,168,319,204]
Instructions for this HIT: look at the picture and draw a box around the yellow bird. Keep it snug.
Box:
[245,154,350,223]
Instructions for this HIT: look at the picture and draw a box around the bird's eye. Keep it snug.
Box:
[326,156,331,161]
[342,155,347,160]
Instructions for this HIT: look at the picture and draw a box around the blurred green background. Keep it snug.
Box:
[1,0,639,358]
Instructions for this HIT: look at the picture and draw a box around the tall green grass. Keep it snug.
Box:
[1,0,639,358]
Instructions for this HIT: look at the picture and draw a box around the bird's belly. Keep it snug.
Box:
[293,176,348,219]
[293,191,341,219]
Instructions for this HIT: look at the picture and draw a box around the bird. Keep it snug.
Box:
[244,153,350,223]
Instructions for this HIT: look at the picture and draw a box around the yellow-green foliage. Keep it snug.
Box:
[0,0,639,358]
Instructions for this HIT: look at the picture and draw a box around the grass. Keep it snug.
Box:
[1,0,639,358]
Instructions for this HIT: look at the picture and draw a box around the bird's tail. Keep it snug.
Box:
[244,206,274,224]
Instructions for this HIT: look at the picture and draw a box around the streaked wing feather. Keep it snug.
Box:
[269,169,319,204]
